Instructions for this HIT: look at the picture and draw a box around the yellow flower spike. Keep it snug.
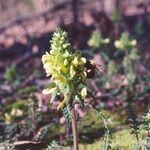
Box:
[42,29,91,112]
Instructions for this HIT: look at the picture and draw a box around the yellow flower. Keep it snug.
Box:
[81,87,87,98]
[4,113,12,124]
[81,57,86,64]
[114,40,123,49]
[72,57,79,66]
[131,39,137,46]
[70,65,76,78]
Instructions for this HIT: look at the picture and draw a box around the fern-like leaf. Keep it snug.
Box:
[125,103,139,142]
[94,106,112,150]
[62,105,72,123]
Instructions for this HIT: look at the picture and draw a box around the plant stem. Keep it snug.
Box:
[71,107,78,150]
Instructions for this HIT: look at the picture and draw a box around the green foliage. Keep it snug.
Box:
[129,48,140,61]
[79,109,124,134]
[4,99,29,112]
[135,21,145,35]
[94,106,112,150]
[36,125,53,141]
[4,65,17,82]
[107,61,118,76]
[62,105,72,123]
[143,108,150,149]
[112,6,121,23]
[111,129,140,150]
[125,103,140,142]
[145,137,150,150]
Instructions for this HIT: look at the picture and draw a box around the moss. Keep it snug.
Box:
[79,129,146,150]
[111,129,136,150]
[79,129,147,150]
[46,124,65,139]
[79,140,100,150]
[78,109,124,134]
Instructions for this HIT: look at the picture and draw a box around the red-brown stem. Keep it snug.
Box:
[71,107,78,150]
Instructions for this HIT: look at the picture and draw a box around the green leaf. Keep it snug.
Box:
[101,52,109,63]
[46,82,56,89]
[110,88,120,96]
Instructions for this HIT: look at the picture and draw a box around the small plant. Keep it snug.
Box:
[94,106,111,150]
[112,6,121,23]
[113,32,140,88]
[125,103,140,142]
[114,32,137,50]
[87,29,110,64]
[42,29,89,110]
[42,28,97,150]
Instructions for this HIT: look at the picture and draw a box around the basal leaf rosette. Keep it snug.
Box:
[42,29,88,110]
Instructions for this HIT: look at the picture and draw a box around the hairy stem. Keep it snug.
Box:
[99,110,111,150]
[71,107,78,150]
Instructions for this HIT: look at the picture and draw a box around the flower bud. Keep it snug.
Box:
[81,87,87,98]
[131,39,137,46]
